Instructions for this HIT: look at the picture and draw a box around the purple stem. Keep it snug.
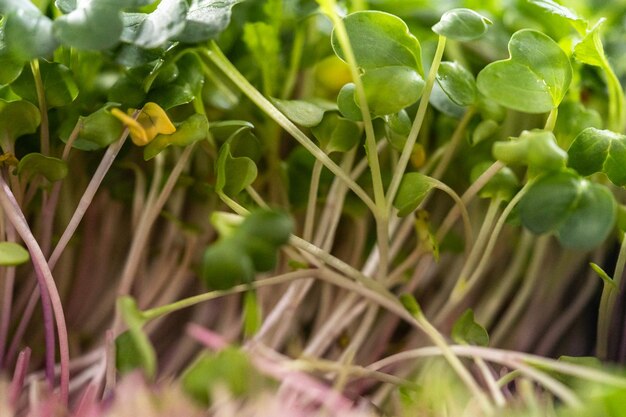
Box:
[9,347,31,407]
[0,176,70,404]
[5,288,39,367]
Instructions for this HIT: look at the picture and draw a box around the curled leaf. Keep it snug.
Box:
[112,102,176,146]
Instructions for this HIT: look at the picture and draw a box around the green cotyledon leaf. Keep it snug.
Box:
[332,10,422,74]
[519,170,616,250]
[567,127,626,187]
[432,8,492,41]
[476,29,572,114]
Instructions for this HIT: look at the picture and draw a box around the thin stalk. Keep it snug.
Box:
[431,108,475,180]
[30,60,49,155]
[544,107,558,131]
[142,270,317,321]
[428,178,474,254]
[0,225,16,367]
[48,116,135,271]
[202,44,376,213]
[303,159,323,241]
[116,144,196,297]
[313,268,494,414]
[0,176,70,404]
[597,234,626,358]
[368,345,626,388]
[386,35,447,209]
[318,0,389,278]
[280,26,305,99]
[490,235,551,346]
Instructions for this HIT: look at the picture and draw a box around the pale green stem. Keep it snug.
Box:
[303,159,323,241]
[428,178,474,254]
[142,270,317,322]
[202,43,376,213]
[317,0,389,278]
[544,107,558,132]
[369,344,626,388]
[386,35,447,210]
[597,234,626,358]
[431,107,475,180]
[30,60,49,155]
[280,26,305,99]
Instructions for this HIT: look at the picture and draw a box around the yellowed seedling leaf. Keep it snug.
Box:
[111,102,176,146]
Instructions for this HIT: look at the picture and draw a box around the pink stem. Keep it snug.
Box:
[9,347,31,407]
[0,176,70,404]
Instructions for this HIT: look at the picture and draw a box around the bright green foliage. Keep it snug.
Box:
[567,127,626,186]
[201,209,293,290]
[337,83,362,121]
[332,11,424,117]
[144,114,209,160]
[17,153,68,182]
[332,11,422,73]
[116,296,156,378]
[527,0,587,34]
[0,99,40,141]
[12,61,78,108]
[0,241,29,266]
[361,66,425,117]
[64,106,124,151]
[384,110,412,151]
[493,130,567,174]
[519,170,616,249]
[182,348,265,406]
[431,8,492,41]
[215,142,257,197]
[201,239,255,290]
[400,293,423,317]
[270,98,331,127]
[436,62,477,107]
[574,19,608,67]
[311,112,361,154]
[394,173,434,217]
[470,162,519,201]
[477,30,572,113]
[451,309,489,346]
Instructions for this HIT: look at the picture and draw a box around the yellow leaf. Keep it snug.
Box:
[111,103,176,146]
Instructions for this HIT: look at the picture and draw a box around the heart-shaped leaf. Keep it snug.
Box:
[182,348,263,406]
[567,127,626,186]
[176,0,239,43]
[121,0,188,49]
[17,153,68,182]
[65,106,124,151]
[436,61,477,107]
[519,170,616,249]
[147,53,205,109]
[0,25,24,84]
[201,239,255,290]
[116,296,155,378]
[53,0,124,50]
[0,241,29,266]
[215,142,257,197]
[332,10,422,73]
[0,99,40,141]
[394,172,434,217]
[432,8,492,41]
[12,61,78,109]
[477,29,572,113]
[573,19,606,68]
[311,112,361,154]
[237,209,293,248]
[361,66,424,117]
[452,309,489,346]
[144,114,209,160]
